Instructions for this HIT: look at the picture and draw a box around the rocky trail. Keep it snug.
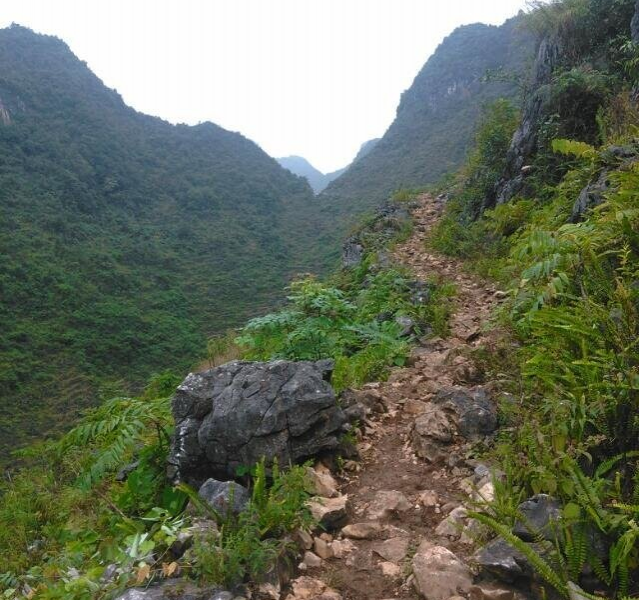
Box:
[288,195,516,600]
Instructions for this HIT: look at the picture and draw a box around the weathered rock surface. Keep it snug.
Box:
[432,386,498,438]
[285,576,342,600]
[341,522,384,539]
[168,360,346,482]
[475,537,552,583]
[198,478,250,517]
[570,170,611,222]
[373,536,410,563]
[412,541,473,600]
[411,405,456,462]
[367,490,412,520]
[114,581,222,600]
[307,495,348,530]
[513,494,561,542]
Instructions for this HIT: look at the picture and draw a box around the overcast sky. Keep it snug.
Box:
[1,0,530,172]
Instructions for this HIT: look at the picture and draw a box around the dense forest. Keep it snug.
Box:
[0,25,327,457]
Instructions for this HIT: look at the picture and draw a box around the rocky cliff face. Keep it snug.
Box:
[318,16,535,223]
[486,35,562,207]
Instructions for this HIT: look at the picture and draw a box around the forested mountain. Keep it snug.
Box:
[276,156,327,193]
[319,16,535,219]
[0,24,323,456]
[277,139,379,194]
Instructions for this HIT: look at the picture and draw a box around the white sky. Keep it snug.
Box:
[1,1,529,173]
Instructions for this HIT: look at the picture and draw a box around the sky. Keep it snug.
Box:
[1,0,530,173]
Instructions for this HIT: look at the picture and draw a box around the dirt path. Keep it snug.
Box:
[297,194,508,600]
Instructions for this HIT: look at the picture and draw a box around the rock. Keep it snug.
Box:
[412,541,473,600]
[303,551,322,568]
[411,406,456,462]
[633,0,639,43]
[341,522,383,539]
[340,388,387,420]
[114,581,220,600]
[342,237,364,268]
[306,465,339,498]
[211,593,234,600]
[380,561,403,578]
[373,536,410,563]
[115,460,140,482]
[307,494,348,530]
[419,490,439,507]
[285,576,342,600]
[570,170,611,222]
[469,584,515,600]
[198,478,249,517]
[474,481,495,504]
[435,506,468,539]
[168,360,346,483]
[396,315,416,337]
[313,537,333,559]
[405,398,428,415]
[432,387,497,438]
[293,528,313,550]
[474,537,552,583]
[331,538,356,558]
[367,490,411,520]
[513,494,561,542]
[256,583,279,600]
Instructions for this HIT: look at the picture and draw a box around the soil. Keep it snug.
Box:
[305,194,509,600]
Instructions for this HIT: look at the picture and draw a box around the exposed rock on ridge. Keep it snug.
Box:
[167,360,347,483]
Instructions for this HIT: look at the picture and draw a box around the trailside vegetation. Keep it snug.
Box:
[0,195,453,598]
[430,0,639,596]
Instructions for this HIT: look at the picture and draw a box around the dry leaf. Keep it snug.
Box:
[136,563,151,584]
[162,561,178,577]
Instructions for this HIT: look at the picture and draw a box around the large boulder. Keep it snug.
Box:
[167,360,346,483]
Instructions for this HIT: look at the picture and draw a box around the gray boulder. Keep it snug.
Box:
[570,170,610,222]
[513,494,561,542]
[114,581,223,600]
[168,360,346,483]
[342,237,365,268]
[432,386,498,438]
[199,478,250,517]
[474,538,552,583]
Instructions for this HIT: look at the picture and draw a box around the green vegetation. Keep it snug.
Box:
[0,369,312,598]
[0,25,331,459]
[430,0,639,595]
[0,185,454,597]
[237,203,454,392]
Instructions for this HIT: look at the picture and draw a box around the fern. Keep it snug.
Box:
[469,512,569,597]
[56,394,171,489]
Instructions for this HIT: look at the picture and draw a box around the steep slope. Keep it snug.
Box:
[319,16,534,221]
[278,138,379,194]
[0,25,323,455]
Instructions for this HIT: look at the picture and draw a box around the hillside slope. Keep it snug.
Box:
[0,25,323,455]
[319,16,534,221]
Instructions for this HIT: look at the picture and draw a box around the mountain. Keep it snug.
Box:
[276,156,327,193]
[319,16,535,220]
[277,138,379,194]
[0,25,325,456]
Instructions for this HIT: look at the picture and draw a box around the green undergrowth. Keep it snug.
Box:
[429,3,639,592]
[0,371,312,598]
[0,195,453,598]
[236,236,455,392]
